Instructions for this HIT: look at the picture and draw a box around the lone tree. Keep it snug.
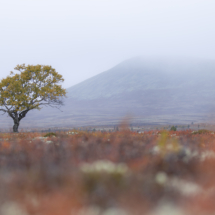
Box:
[0,64,66,132]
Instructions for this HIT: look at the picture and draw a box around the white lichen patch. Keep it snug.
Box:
[0,202,28,215]
[45,140,53,144]
[155,172,168,185]
[182,149,199,163]
[200,150,215,161]
[80,160,129,175]
[148,203,188,215]
[168,177,202,197]
[155,172,202,197]
[67,131,78,135]
[151,146,160,155]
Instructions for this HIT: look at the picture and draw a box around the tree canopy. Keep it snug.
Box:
[0,64,66,132]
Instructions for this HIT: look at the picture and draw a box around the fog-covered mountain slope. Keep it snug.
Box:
[1,57,215,129]
[67,57,215,100]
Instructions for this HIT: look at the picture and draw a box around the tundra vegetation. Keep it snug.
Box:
[0,129,214,214]
[0,64,66,132]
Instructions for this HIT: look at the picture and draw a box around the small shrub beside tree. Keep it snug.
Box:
[170,126,177,131]
[44,132,57,137]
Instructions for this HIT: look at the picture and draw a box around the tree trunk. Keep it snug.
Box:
[13,120,19,133]
[8,109,29,133]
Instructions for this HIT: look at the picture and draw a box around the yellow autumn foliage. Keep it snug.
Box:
[0,64,66,112]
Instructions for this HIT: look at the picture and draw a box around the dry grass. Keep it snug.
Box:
[0,129,215,214]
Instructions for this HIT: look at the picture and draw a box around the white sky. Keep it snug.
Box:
[0,0,215,88]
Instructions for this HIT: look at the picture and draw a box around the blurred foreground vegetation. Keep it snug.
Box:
[0,130,215,214]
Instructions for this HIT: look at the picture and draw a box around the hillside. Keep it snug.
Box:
[1,57,215,129]
[67,57,215,100]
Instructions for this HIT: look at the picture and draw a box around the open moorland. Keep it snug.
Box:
[2,58,215,129]
[0,129,215,215]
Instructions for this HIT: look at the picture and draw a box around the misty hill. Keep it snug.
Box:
[67,57,215,100]
[2,57,215,129]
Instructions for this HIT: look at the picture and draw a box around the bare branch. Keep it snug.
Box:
[18,109,29,121]
[0,108,7,113]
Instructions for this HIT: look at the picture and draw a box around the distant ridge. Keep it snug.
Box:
[1,57,215,129]
[67,57,215,100]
